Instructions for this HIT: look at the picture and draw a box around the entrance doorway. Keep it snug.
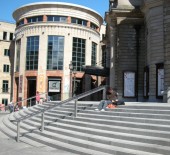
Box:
[48,78,61,101]
[27,77,36,106]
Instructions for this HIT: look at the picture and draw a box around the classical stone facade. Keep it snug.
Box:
[105,0,170,102]
[0,21,15,105]
[12,2,103,106]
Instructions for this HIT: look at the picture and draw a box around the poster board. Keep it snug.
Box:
[157,68,164,96]
[48,81,60,92]
[123,71,135,97]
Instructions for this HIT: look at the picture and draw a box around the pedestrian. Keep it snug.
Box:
[8,101,14,113]
[36,91,40,104]
[95,87,118,111]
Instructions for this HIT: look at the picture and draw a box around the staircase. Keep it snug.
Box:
[0,101,170,155]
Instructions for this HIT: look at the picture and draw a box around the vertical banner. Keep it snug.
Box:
[124,71,135,97]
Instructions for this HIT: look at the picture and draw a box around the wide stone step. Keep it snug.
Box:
[65,115,170,132]
[42,125,170,154]
[76,112,170,125]
[81,109,170,120]
[24,131,162,155]
[49,120,170,147]
[107,108,170,114]
[117,104,170,110]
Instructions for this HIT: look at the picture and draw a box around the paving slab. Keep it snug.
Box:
[0,112,77,155]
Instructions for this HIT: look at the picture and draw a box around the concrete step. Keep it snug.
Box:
[76,112,170,125]
[1,102,170,155]
[65,115,170,132]
[49,119,170,146]
[81,109,170,120]
[24,132,162,155]
[41,126,170,154]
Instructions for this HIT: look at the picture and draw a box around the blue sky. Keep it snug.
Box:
[0,0,109,23]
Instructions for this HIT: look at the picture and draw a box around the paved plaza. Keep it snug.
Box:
[0,112,76,155]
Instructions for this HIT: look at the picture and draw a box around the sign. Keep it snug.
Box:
[157,69,164,96]
[124,72,135,97]
[49,81,60,92]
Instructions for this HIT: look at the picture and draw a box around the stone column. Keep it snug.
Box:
[109,19,117,88]
[163,0,170,103]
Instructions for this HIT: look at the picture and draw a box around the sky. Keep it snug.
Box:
[0,0,109,23]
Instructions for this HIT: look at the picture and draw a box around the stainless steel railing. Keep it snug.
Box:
[11,85,107,142]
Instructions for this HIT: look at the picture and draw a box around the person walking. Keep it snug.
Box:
[95,87,118,111]
[36,91,40,104]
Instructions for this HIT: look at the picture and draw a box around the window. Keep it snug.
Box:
[91,42,97,66]
[72,37,86,71]
[10,33,13,40]
[102,45,107,67]
[26,36,39,70]
[27,16,43,23]
[71,18,87,26]
[2,99,8,106]
[2,80,9,93]
[3,65,10,73]
[17,19,24,26]
[90,23,98,30]
[47,16,67,22]
[16,40,21,72]
[3,32,7,40]
[47,36,64,70]
[4,49,10,56]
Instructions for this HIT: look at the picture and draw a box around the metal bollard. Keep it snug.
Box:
[17,121,20,142]
[30,99,32,107]
[41,112,44,132]
[103,87,106,100]
[74,100,77,118]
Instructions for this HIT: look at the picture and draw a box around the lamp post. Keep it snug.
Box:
[69,61,73,98]
[73,69,77,97]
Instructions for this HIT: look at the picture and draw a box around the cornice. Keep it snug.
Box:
[141,0,163,13]
[105,8,143,24]
[15,23,100,40]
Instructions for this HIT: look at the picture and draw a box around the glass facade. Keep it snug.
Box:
[26,36,39,70]
[91,42,97,66]
[72,37,86,71]
[47,36,64,70]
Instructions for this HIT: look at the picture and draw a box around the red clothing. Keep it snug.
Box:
[36,93,40,101]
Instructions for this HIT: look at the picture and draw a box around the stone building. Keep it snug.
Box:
[12,2,103,106]
[0,21,15,105]
[105,0,170,102]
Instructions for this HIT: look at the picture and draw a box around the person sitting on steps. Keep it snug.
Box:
[95,87,118,111]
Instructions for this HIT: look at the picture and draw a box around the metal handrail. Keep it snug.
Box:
[14,92,47,107]
[12,85,107,142]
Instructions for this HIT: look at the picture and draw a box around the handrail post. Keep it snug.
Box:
[74,99,77,118]
[17,121,20,142]
[30,98,32,107]
[41,112,44,132]
[103,87,106,100]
